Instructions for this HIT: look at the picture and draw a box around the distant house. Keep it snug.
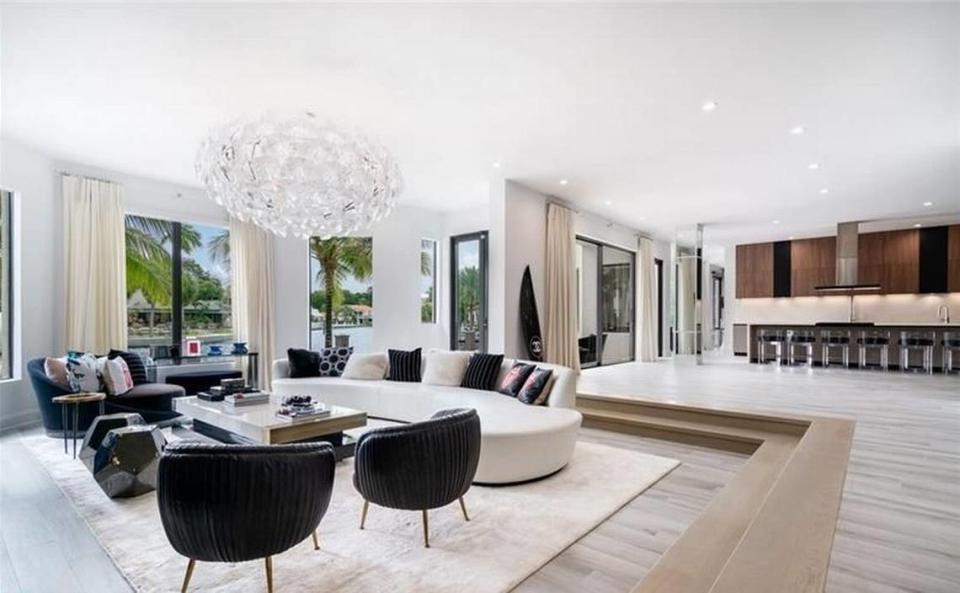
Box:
[348,305,373,326]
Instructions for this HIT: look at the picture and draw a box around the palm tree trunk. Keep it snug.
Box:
[324,268,335,348]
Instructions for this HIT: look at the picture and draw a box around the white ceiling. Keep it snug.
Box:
[2,2,959,243]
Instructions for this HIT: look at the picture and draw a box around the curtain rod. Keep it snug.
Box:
[56,170,120,185]
[546,197,652,241]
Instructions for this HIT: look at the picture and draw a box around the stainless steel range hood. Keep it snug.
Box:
[814,221,882,292]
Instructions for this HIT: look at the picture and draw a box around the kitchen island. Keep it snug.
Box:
[745,322,960,371]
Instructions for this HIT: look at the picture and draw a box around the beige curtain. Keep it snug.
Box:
[230,218,276,387]
[544,203,580,372]
[63,175,127,352]
[637,236,658,362]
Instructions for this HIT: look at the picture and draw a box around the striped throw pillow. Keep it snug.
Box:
[387,348,422,382]
[461,353,505,391]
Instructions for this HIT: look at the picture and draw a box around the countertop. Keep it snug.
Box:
[747,322,959,328]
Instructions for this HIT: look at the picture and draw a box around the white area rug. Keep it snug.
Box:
[22,435,678,593]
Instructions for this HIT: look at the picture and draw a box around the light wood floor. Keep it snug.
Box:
[1,357,956,592]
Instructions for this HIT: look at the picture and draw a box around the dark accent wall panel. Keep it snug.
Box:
[919,226,949,293]
[949,225,960,293]
[773,241,792,297]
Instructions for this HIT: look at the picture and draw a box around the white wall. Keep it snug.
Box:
[502,181,546,359]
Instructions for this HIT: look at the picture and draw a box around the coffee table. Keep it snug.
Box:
[174,395,366,459]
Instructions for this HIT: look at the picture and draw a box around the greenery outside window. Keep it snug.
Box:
[420,239,438,323]
[309,237,373,352]
[0,190,13,379]
[124,215,231,353]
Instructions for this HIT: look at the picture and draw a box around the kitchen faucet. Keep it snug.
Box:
[938,304,951,324]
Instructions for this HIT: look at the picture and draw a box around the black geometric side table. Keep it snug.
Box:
[93,425,166,498]
[80,413,145,472]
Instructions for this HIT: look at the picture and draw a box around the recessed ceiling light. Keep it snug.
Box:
[790,125,806,135]
[559,179,569,186]
[604,200,612,206]
[788,236,795,240]
[701,101,718,112]
[913,223,922,228]
[492,161,501,169]
[819,188,830,195]
[808,163,820,170]
[772,219,781,225]
[923,201,933,207]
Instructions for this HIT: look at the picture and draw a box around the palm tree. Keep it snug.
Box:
[310,237,373,348]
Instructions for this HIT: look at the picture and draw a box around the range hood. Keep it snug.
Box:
[814,221,882,292]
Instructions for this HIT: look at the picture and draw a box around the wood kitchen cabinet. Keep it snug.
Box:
[880,229,919,294]
[736,242,773,298]
[791,237,836,297]
[949,225,960,293]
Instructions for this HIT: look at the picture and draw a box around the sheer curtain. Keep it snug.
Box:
[63,174,127,352]
[230,218,276,386]
[544,203,580,372]
[637,236,658,361]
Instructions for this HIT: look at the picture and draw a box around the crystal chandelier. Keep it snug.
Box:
[195,113,402,238]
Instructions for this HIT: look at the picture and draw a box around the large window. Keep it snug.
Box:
[420,239,438,323]
[0,191,12,379]
[124,215,231,354]
[309,237,373,352]
[450,232,488,351]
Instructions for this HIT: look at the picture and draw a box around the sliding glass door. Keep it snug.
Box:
[450,232,488,352]
[576,238,635,368]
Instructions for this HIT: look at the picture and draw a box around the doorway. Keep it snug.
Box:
[575,237,636,368]
[450,232,488,352]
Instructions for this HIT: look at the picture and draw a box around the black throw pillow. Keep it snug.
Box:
[287,348,321,378]
[387,348,422,382]
[517,367,554,405]
[497,362,536,397]
[319,346,353,377]
[461,353,505,391]
[108,349,148,385]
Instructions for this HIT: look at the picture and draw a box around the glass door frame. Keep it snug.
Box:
[576,236,637,368]
[449,231,489,352]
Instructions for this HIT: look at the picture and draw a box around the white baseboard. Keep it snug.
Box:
[0,409,40,435]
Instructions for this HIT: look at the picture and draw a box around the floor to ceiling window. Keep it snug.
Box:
[124,215,232,354]
[0,190,13,379]
[421,238,438,323]
[576,237,636,368]
[309,237,373,352]
[450,232,487,351]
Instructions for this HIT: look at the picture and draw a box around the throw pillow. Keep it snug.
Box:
[98,356,134,396]
[342,352,389,380]
[461,353,505,391]
[108,349,148,385]
[517,367,554,405]
[43,357,70,387]
[66,353,101,392]
[287,348,321,378]
[387,348,422,382]
[319,346,353,377]
[422,350,472,386]
[497,362,537,397]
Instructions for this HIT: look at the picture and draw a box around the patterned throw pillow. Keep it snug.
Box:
[319,347,353,377]
[66,352,101,392]
[387,348,422,382]
[44,357,70,387]
[287,348,321,378]
[98,356,134,396]
[497,362,536,397]
[461,353,505,391]
[108,349,148,385]
[517,367,554,405]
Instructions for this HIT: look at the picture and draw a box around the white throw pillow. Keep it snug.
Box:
[422,350,472,386]
[341,352,389,380]
[99,356,134,395]
[66,353,101,392]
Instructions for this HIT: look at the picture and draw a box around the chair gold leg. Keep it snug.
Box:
[360,500,369,529]
[458,496,470,522]
[422,509,430,548]
[181,559,196,593]
[264,556,273,593]
[311,530,320,551]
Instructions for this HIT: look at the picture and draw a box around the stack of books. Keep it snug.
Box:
[224,392,270,407]
[276,400,331,422]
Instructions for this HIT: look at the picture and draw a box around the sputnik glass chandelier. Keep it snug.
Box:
[195,112,402,238]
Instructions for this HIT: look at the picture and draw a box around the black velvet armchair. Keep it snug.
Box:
[157,442,336,592]
[353,408,481,547]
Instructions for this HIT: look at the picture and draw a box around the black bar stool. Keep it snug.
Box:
[757,328,786,365]
[943,332,960,374]
[858,330,890,370]
[822,330,851,368]
[788,329,816,367]
[899,331,935,374]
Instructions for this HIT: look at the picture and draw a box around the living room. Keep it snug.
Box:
[1,3,958,593]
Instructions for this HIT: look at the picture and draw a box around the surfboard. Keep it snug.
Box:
[520,265,544,361]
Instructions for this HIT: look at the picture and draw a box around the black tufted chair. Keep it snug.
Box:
[157,442,336,592]
[353,408,481,547]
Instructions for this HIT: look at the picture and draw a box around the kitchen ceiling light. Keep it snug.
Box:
[914,223,922,228]
[701,101,718,112]
[772,220,781,225]
[808,163,820,170]
[604,200,612,206]
[819,188,830,195]
[492,161,501,169]
[559,179,569,186]
[790,126,806,135]
[923,201,933,207]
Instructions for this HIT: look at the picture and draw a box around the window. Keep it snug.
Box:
[575,237,635,367]
[0,190,12,379]
[124,215,232,354]
[309,237,373,352]
[420,239,438,323]
[450,232,488,351]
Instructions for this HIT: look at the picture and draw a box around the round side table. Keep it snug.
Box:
[52,392,106,459]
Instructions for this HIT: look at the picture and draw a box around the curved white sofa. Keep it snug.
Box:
[272,355,582,484]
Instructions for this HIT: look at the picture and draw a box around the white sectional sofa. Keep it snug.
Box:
[272,355,582,484]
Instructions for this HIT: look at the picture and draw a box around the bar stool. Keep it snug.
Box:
[822,329,851,368]
[757,328,786,365]
[857,330,890,370]
[787,329,816,367]
[899,331,935,374]
[943,332,960,374]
